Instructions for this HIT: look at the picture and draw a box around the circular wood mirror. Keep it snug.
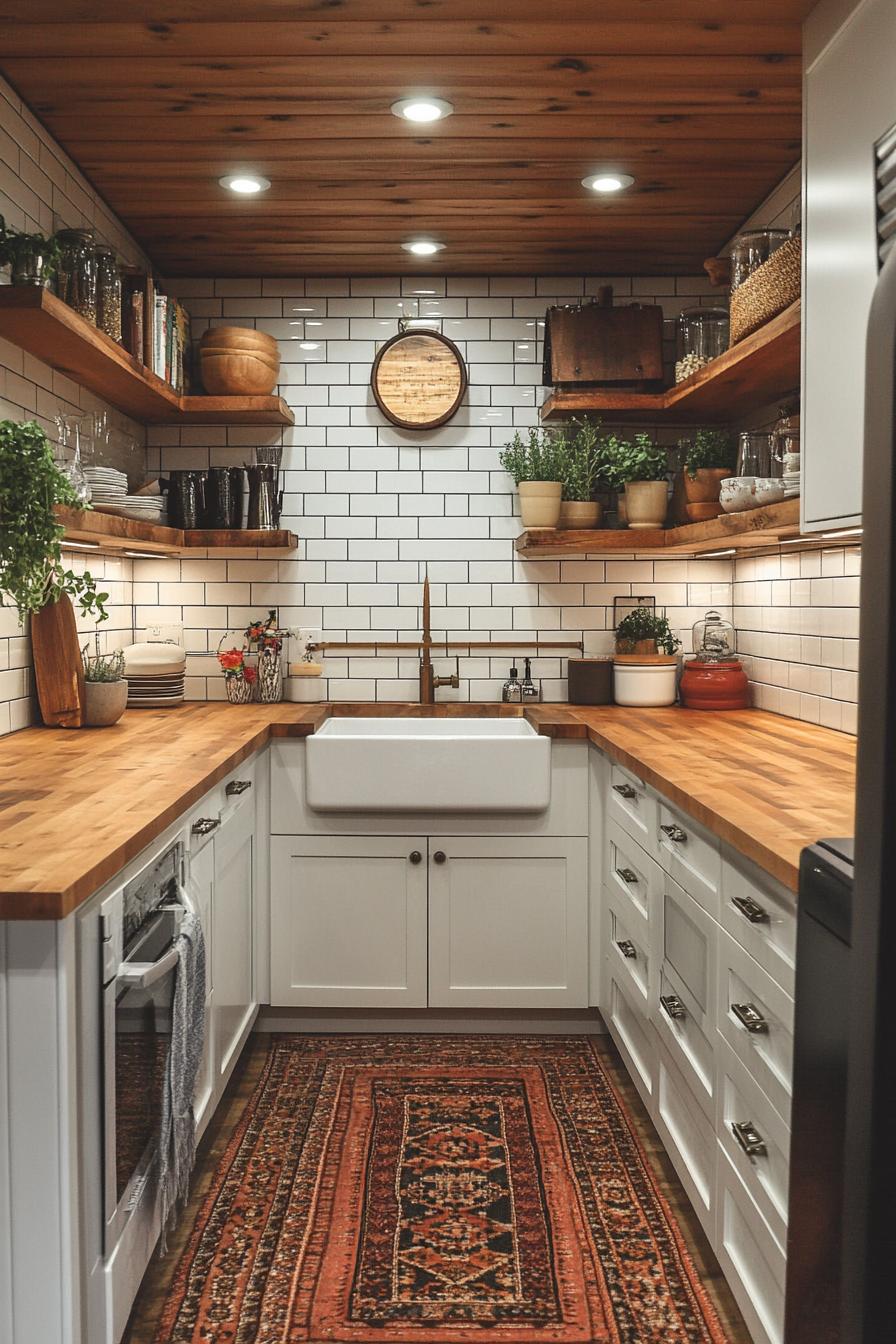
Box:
[371,329,467,430]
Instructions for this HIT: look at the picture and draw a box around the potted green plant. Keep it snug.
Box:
[679,429,737,521]
[614,607,682,657]
[613,608,682,707]
[557,419,605,529]
[81,643,128,727]
[603,433,670,529]
[499,427,564,528]
[0,216,60,287]
[0,419,108,726]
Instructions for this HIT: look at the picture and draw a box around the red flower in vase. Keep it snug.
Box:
[218,648,245,672]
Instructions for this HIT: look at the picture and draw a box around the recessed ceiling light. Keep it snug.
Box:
[402,240,445,256]
[219,173,271,195]
[391,97,453,123]
[581,172,635,194]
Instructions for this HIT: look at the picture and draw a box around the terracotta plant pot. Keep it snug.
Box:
[625,479,668,529]
[685,501,723,522]
[83,679,128,727]
[518,480,562,529]
[558,500,602,529]
[683,467,730,504]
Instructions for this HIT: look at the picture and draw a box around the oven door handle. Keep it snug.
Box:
[118,943,180,989]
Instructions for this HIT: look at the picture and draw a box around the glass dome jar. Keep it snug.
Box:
[95,246,122,342]
[675,307,730,383]
[692,609,736,662]
[55,228,97,324]
[729,229,790,292]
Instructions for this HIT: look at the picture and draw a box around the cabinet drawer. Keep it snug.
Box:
[605,889,650,1007]
[655,1043,716,1242]
[656,799,721,918]
[605,818,662,925]
[652,878,717,1118]
[717,1039,790,1252]
[721,855,796,997]
[716,1148,786,1344]
[603,970,657,1113]
[607,762,657,857]
[718,929,794,1124]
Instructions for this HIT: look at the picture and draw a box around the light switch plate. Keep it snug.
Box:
[141,623,184,645]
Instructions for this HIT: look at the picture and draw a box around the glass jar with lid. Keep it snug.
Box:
[729,229,791,292]
[55,228,97,323]
[675,307,730,383]
[691,609,736,662]
[95,246,122,342]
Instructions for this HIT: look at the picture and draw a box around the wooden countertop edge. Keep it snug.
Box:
[0,702,853,916]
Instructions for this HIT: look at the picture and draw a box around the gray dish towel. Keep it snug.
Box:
[156,905,206,1254]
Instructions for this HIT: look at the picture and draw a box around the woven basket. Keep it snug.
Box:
[729,234,801,344]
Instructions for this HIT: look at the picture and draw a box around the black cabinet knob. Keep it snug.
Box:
[409,850,422,865]
[433,851,447,865]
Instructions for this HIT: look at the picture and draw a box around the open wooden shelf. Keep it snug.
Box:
[56,507,298,556]
[516,497,801,557]
[540,301,801,425]
[0,287,294,427]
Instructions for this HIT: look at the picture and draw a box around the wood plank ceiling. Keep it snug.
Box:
[0,1,813,276]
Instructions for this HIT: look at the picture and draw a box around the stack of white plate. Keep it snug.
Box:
[94,496,168,525]
[123,642,186,708]
[783,470,801,498]
[84,466,128,503]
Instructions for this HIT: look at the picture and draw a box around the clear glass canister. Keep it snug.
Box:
[675,307,730,383]
[692,609,736,662]
[729,229,790,292]
[95,246,122,342]
[55,228,97,324]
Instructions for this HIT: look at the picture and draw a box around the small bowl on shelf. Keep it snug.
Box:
[754,477,787,507]
[719,476,756,513]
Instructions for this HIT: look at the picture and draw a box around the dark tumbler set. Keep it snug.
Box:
[165,460,282,531]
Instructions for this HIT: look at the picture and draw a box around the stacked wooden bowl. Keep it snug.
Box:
[199,326,280,395]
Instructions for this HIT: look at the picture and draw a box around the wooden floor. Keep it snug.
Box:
[123,1032,752,1344]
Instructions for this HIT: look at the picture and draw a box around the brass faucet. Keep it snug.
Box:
[419,574,460,704]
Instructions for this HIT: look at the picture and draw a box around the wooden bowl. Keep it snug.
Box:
[200,350,280,395]
[200,344,280,373]
[685,501,724,522]
[199,325,279,356]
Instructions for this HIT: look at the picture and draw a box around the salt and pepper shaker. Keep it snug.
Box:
[521,657,540,702]
[502,664,522,703]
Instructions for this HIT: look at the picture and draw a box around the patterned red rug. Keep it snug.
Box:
[156,1036,730,1342]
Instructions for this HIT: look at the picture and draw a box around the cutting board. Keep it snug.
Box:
[31,594,84,728]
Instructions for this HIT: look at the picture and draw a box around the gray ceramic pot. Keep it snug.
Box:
[83,679,128,727]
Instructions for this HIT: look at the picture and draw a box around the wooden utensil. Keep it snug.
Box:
[31,593,85,728]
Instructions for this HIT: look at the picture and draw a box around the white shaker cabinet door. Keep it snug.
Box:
[189,840,216,1139]
[213,800,257,1083]
[270,836,429,1007]
[427,836,588,1008]
[802,0,896,530]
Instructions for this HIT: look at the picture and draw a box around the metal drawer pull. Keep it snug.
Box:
[433,850,447,865]
[616,867,639,885]
[732,895,769,924]
[731,1001,769,1034]
[191,817,221,836]
[616,939,637,959]
[409,850,423,865]
[613,783,638,800]
[226,779,252,796]
[660,993,686,1021]
[660,823,688,844]
[731,1120,768,1159]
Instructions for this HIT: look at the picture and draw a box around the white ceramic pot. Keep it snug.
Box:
[83,679,128,727]
[518,480,562,529]
[719,476,757,513]
[625,479,668,529]
[754,477,786,506]
[613,661,679,707]
[558,499,602,529]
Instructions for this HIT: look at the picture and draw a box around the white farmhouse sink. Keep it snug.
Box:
[305,716,551,813]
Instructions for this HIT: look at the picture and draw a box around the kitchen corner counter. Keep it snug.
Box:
[0,702,855,918]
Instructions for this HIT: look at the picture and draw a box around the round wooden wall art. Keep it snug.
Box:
[371,329,467,430]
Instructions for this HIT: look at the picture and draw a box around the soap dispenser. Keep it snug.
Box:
[502,664,522,703]
[521,656,540,702]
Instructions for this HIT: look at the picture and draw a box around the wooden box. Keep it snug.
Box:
[542,286,664,389]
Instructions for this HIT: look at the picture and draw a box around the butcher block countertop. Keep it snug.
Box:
[0,702,855,918]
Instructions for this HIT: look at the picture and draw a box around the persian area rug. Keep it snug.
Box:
[156,1035,729,1343]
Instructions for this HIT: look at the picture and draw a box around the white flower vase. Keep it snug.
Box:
[257,649,283,703]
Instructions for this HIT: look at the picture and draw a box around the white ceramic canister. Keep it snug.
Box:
[613,659,679,707]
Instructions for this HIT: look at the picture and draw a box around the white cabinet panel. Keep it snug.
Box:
[604,887,651,1008]
[717,1039,790,1253]
[213,801,256,1082]
[604,971,658,1113]
[189,842,215,1139]
[721,853,797,997]
[607,762,657,857]
[604,818,663,925]
[716,1149,786,1344]
[717,929,794,1125]
[655,800,721,919]
[655,1043,717,1243]
[428,837,588,1008]
[270,836,428,1007]
[653,877,717,1120]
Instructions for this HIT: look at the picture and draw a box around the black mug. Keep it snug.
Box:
[203,467,245,529]
[166,470,206,530]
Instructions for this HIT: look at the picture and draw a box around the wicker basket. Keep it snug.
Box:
[729,234,801,344]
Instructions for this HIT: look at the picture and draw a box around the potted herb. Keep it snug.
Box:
[557,419,605,529]
[603,433,670,529]
[679,429,737,521]
[81,644,127,727]
[0,420,108,726]
[0,216,60,287]
[613,608,682,707]
[499,427,564,529]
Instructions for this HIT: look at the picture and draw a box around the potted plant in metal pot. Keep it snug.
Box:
[678,429,737,522]
[499,427,564,529]
[0,216,60,287]
[0,419,108,727]
[557,419,605,529]
[605,433,670,529]
[81,643,128,727]
[613,608,682,707]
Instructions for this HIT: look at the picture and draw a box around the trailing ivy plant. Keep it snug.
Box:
[615,607,682,656]
[0,419,109,623]
[498,427,565,484]
[682,428,737,478]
